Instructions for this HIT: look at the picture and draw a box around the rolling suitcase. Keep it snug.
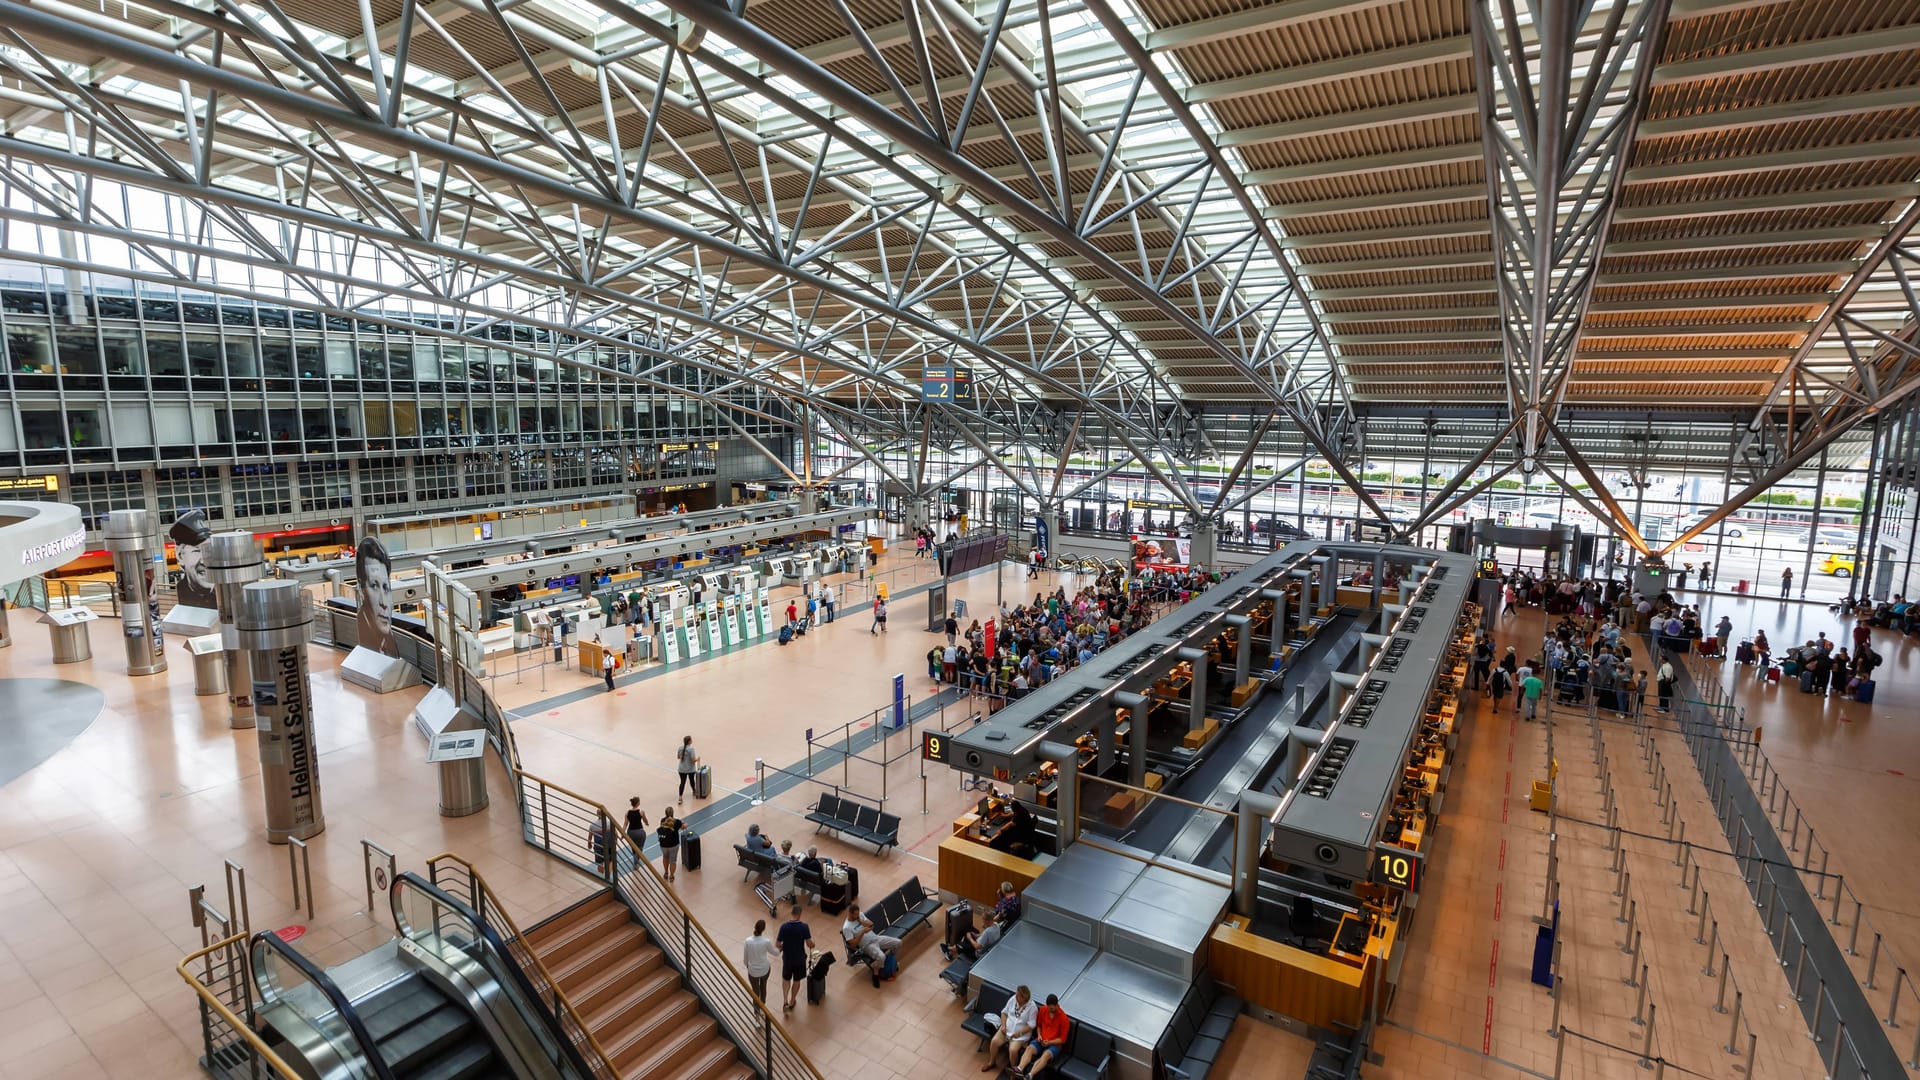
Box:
[693,764,712,798]
[778,624,794,646]
[806,950,834,1003]
[1766,666,1781,683]
[1799,670,1816,693]
[1855,679,1876,704]
[682,829,702,871]
[1735,641,1755,665]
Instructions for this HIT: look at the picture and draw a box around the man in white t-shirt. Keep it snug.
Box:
[981,984,1038,1073]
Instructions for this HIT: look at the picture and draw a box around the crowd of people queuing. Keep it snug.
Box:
[1479,561,1893,712]
[922,565,1219,703]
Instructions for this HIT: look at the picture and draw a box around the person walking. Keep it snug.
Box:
[602,647,616,691]
[775,904,813,1012]
[656,808,681,883]
[1470,636,1492,692]
[870,598,888,634]
[1489,665,1513,714]
[589,815,613,876]
[945,612,960,646]
[1521,670,1544,722]
[624,797,650,852]
[1780,566,1793,598]
[1701,562,1714,590]
[786,599,799,627]
[1657,658,1676,713]
[743,919,774,1003]
[676,735,700,804]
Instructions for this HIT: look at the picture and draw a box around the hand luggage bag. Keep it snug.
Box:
[778,624,794,645]
[693,763,712,798]
[1855,679,1876,704]
[682,829,702,871]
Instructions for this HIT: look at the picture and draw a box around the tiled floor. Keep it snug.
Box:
[1,562,1910,1080]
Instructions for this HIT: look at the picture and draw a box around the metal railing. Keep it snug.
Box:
[178,933,303,1080]
[425,854,619,1080]
[517,770,825,1080]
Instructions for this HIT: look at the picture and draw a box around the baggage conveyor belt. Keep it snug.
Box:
[1118,611,1365,870]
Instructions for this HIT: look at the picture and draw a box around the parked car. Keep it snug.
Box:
[1253,517,1308,540]
[1795,530,1858,553]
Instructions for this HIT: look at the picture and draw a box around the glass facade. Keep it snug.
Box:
[0,278,792,535]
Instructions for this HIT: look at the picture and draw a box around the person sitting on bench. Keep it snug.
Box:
[981,985,1037,1073]
[942,910,1003,962]
[841,904,901,976]
[1013,995,1071,1078]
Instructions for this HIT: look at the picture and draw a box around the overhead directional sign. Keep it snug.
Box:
[921,366,974,403]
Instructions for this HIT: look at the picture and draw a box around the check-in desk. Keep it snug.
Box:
[1209,909,1396,1030]
[938,832,1043,906]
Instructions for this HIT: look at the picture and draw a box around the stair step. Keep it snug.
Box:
[613,1013,718,1079]
[584,965,680,1035]
[600,989,703,1064]
[550,924,651,991]
[530,898,638,971]
[654,1038,745,1080]
[525,892,624,952]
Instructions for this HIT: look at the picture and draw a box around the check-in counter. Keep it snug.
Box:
[937,833,1043,906]
[1209,915,1386,1031]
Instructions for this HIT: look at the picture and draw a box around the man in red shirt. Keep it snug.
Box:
[1015,994,1071,1077]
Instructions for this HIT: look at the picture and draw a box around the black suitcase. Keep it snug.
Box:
[682,831,702,871]
[1735,641,1755,664]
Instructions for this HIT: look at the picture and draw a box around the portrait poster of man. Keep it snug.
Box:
[355,535,397,657]
[168,508,217,610]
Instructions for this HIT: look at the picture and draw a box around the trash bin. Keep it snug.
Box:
[188,634,227,696]
[43,607,97,663]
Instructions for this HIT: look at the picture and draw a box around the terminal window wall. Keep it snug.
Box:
[416,457,460,502]
[157,467,224,523]
[360,462,410,507]
[301,462,354,513]
[231,463,292,520]
[68,472,144,531]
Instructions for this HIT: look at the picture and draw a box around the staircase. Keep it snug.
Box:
[525,892,753,1080]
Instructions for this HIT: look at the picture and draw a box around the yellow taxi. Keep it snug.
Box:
[1820,552,1857,578]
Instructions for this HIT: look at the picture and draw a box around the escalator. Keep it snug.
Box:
[250,873,594,1080]
[349,974,504,1080]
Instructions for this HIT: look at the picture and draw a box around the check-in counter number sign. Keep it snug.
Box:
[922,731,949,764]
[1373,845,1421,891]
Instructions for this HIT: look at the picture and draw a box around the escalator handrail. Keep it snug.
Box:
[387,871,599,1080]
[249,930,400,1080]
